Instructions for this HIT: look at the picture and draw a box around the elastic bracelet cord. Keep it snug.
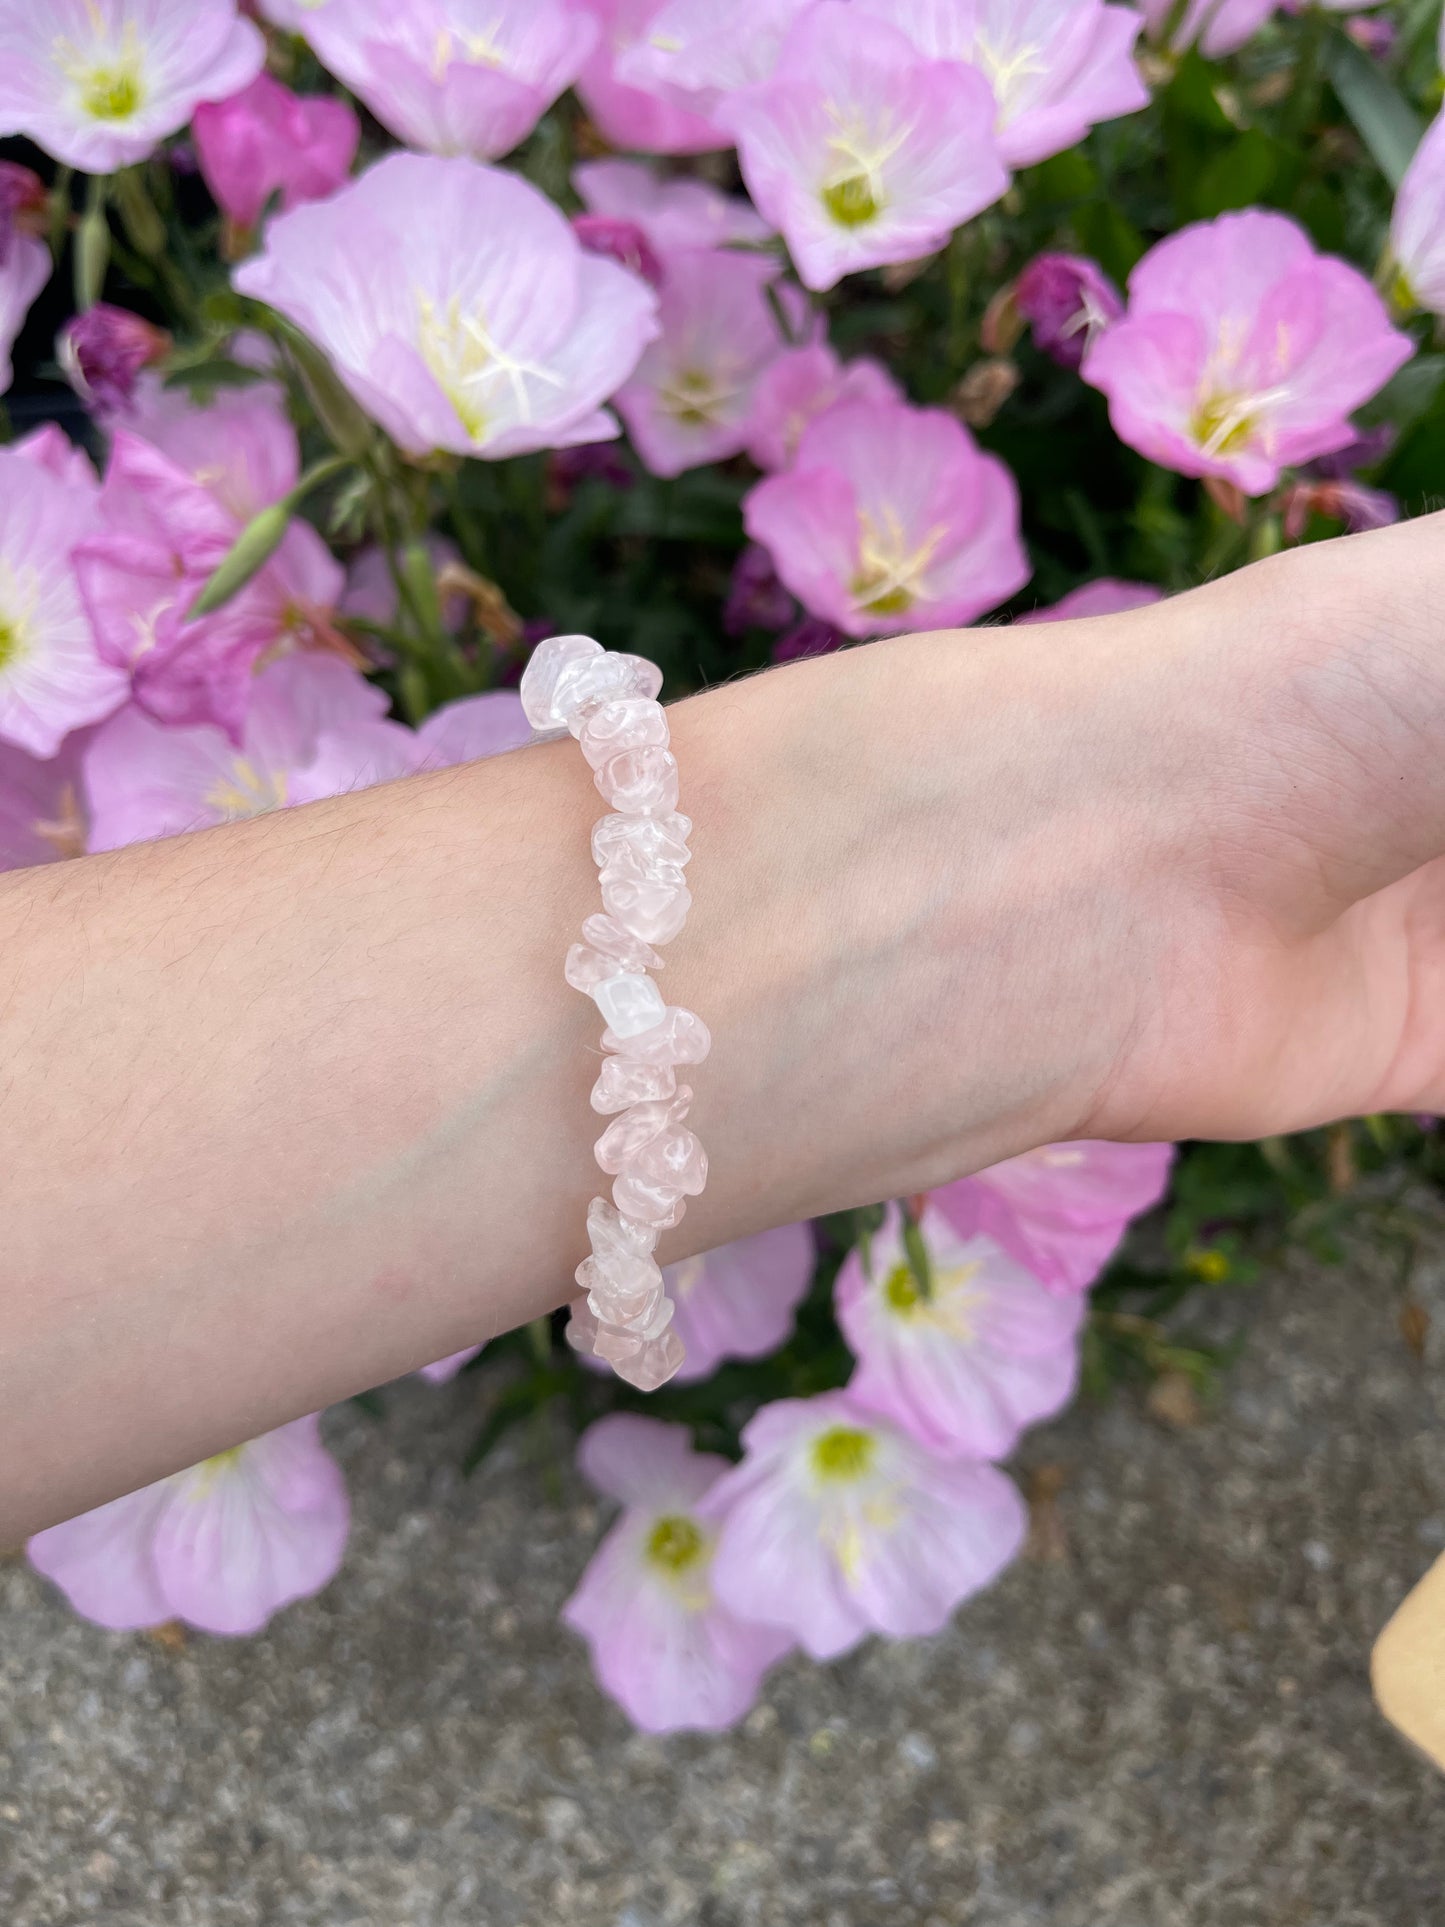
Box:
[520,634,709,1391]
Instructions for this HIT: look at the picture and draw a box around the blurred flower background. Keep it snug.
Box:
[3,0,1445,1733]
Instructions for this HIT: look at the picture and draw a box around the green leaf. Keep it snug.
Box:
[1165,48,1236,134]
[1026,149,1098,206]
[1326,36,1425,187]
[1073,200,1146,282]
[1361,352,1445,434]
[1193,129,1284,217]
[461,1368,571,1475]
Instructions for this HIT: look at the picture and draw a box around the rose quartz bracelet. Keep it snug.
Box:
[519,634,709,1391]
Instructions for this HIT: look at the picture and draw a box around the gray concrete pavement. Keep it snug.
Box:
[3,1229,1444,1927]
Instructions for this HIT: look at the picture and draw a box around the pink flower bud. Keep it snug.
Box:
[59,304,170,414]
[571,213,664,288]
[1015,253,1123,370]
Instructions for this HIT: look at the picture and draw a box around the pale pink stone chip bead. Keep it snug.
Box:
[522,633,710,1389]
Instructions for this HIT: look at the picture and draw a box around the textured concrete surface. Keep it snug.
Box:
[3,1229,1445,1927]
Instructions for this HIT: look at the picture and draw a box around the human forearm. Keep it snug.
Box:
[7,515,1445,1539]
[0,627,1121,1537]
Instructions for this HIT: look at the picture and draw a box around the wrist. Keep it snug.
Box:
[656,621,1147,1252]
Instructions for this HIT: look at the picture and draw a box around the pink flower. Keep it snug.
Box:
[1083,210,1414,495]
[412,691,532,768]
[83,654,412,850]
[666,1222,815,1382]
[58,304,170,415]
[723,543,796,634]
[708,1390,1026,1660]
[614,248,799,476]
[744,341,901,471]
[933,1139,1175,1295]
[772,614,845,660]
[716,3,1008,292]
[574,0,728,154]
[192,73,358,231]
[0,161,47,267]
[296,0,597,162]
[573,157,771,254]
[1391,108,1445,318]
[74,393,345,740]
[835,1203,1082,1460]
[126,376,308,523]
[743,398,1029,637]
[0,0,263,172]
[27,1416,349,1636]
[1016,577,1162,622]
[0,733,89,871]
[1282,476,1399,539]
[0,448,127,758]
[235,153,659,461]
[11,421,98,489]
[0,230,47,397]
[1139,0,1276,56]
[563,1414,793,1732]
[859,0,1149,169]
[572,214,665,288]
[613,0,814,112]
[1015,251,1123,369]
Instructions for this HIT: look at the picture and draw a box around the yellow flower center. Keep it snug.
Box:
[416,290,561,445]
[431,24,507,79]
[1189,393,1258,459]
[811,1425,876,1482]
[849,505,944,621]
[972,33,1047,120]
[1184,1245,1231,1284]
[882,1251,985,1339]
[883,1261,922,1314]
[56,15,146,123]
[822,174,880,229]
[1388,264,1418,315]
[206,757,288,822]
[658,366,733,428]
[0,560,38,676]
[819,103,910,232]
[81,64,142,120]
[645,1513,707,1574]
[188,1445,245,1496]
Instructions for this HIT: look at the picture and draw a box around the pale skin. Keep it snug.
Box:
[3,514,1445,1544]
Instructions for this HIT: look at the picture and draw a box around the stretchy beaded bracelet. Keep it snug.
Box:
[519,634,709,1391]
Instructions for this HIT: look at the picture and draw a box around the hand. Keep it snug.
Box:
[669,512,1445,1242]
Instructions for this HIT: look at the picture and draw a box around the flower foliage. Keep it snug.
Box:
[2,0,1443,1727]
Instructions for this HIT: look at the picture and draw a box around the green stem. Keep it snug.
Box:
[1284,7,1327,143]
[900,1201,935,1304]
[73,175,109,311]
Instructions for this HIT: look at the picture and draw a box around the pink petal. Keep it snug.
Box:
[27,1484,172,1630]
[576,1412,729,1508]
[562,1513,789,1732]
[413,693,531,768]
[668,1222,815,1381]
[149,1417,350,1636]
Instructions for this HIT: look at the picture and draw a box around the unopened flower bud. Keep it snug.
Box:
[0,162,46,267]
[1015,252,1123,370]
[951,357,1021,429]
[571,213,663,288]
[189,501,293,618]
[58,303,170,413]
